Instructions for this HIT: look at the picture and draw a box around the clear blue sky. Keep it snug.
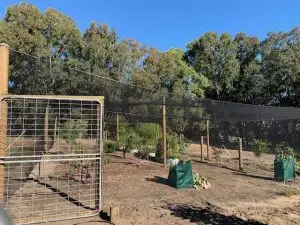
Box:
[1,0,299,51]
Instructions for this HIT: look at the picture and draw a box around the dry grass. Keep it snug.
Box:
[277,187,300,197]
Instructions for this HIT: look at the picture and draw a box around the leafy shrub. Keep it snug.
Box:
[104,141,117,153]
[118,122,159,158]
[135,123,159,158]
[58,119,88,141]
[156,131,188,159]
[213,149,222,163]
[295,152,300,161]
[275,142,295,160]
[193,173,211,189]
[119,126,139,158]
[253,139,269,157]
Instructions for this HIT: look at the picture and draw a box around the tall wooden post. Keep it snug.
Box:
[116,114,119,142]
[38,104,49,178]
[54,116,57,141]
[200,136,204,162]
[206,120,210,160]
[95,104,101,209]
[162,97,167,169]
[0,43,9,207]
[44,105,49,152]
[239,137,243,171]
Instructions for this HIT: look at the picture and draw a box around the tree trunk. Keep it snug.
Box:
[123,151,126,159]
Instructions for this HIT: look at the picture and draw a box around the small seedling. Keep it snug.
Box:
[193,173,211,189]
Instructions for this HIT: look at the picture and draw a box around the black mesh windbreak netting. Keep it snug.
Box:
[8,49,300,154]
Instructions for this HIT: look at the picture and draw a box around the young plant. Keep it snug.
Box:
[253,139,269,158]
[119,127,138,158]
[156,131,188,160]
[193,173,211,189]
[135,123,158,159]
[58,119,88,141]
[104,141,117,153]
[213,149,222,165]
[275,142,295,160]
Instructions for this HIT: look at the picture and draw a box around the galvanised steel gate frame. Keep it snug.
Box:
[0,95,104,224]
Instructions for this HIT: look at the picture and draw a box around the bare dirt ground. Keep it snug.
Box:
[7,143,300,225]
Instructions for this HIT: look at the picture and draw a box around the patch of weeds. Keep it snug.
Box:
[252,139,269,157]
[103,154,111,165]
[193,173,211,189]
[296,161,300,174]
[213,149,222,165]
[277,187,300,197]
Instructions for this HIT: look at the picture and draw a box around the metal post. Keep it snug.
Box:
[239,137,243,171]
[116,114,119,142]
[206,120,210,160]
[0,43,9,207]
[162,97,167,169]
[201,136,204,162]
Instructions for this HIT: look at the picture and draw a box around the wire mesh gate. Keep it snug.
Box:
[0,95,103,224]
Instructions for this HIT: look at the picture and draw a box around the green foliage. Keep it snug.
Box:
[156,131,188,159]
[1,3,300,159]
[275,142,295,160]
[253,139,269,157]
[118,122,160,158]
[118,125,137,157]
[58,119,88,141]
[104,141,117,153]
[193,173,211,189]
[134,123,159,157]
[186,32,240,100]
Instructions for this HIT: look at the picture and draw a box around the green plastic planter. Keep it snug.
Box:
[168,160,194,189]
[274,157,296,181]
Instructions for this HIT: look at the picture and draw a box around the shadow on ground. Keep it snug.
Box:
[9,178,96,211]
[145,176,169,186]
[232,172,274,181]
[165,203,266,225]
[193,160,239,172]
[192,160,274,182]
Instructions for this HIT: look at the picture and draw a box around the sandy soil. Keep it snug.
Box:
[6,144,300,225]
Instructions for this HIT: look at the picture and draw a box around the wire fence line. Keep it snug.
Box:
[7,48,300,149]
[1,42,299,225]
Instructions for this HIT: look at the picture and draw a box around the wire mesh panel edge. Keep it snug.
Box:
[0,95,104,224]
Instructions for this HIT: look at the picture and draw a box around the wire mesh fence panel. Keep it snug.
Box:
[0,95,103,224]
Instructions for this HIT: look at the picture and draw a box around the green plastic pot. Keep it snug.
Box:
[274,157,296,181]
[168,160,194,189]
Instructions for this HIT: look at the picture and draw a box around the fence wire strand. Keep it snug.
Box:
[4,46,300,224]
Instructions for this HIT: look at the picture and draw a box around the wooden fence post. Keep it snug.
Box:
[0,43,9,207]
[116,114,119,142]
[239,137,243,171]
[162,97,167,169]
[206,120,210,160]
[201,136,204,162]
[54,116,57,141]
[44,104,49,152]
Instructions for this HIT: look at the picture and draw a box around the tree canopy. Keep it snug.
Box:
[1,3,300,149]
[1,2,299,108]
